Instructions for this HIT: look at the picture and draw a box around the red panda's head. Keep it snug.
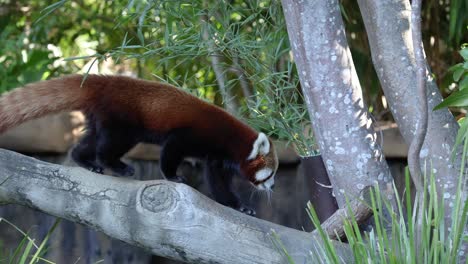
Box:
[240,133,279,191]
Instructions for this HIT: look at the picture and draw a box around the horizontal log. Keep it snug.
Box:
[0,149,353,264]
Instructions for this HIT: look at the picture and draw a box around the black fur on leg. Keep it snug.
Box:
[94,118,138,177]
[71,115,103,173]
[159,131,188,183]
[204,158,256,215]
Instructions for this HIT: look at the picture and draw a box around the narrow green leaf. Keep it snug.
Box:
[120,32,128,52]
[448,0,460,42]
[10,235,29,263]
[434,88,468,110]
[137,29,145,46]
[460,48,468,61]
[34,0,68,24]
[29,218,61,263]
[269,231,295,264]
[452,118,468,160]
[453,68,465,81]
[459,76,468,91]
[63,55,97,61]
[18,239,35,264]
[448,63,463,72]
[121,45,143,49]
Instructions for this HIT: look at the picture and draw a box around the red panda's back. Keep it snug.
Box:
[82,75,219,133]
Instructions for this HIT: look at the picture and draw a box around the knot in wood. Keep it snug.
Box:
[140,183,178,213]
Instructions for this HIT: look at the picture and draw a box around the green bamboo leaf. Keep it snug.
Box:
[63,55,97,61]
[460,48,468,61]
[434,88,468,110]
[452,118,468,160]
[10,235,30,263]
[29,219,61,263]
[459,76,468,91]
[463,61,468,70]
[448,63,463,72]
[448,0,461,42]
[453,68,465,81]
[18,239,35,264]
[34,0,68,24]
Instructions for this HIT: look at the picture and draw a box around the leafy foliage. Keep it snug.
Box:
[303,171,468,264]
[0,217,61,264]
[0,0,143,92]
[435,45,468,158]
[434,46,468,110]
[340,1,468,119]
[1,0,466,153]
[31,0,315,155]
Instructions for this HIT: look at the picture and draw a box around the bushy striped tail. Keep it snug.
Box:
[0,75,85,133]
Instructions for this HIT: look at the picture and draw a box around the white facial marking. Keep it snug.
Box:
[264,177,275,189]
[255,168,273,181]
[256,177,275,191]
[247,132,270,160]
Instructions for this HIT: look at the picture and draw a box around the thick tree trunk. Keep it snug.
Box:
[281,0,395,210]
[301,156,338,223]
[0,149,354,264]
[356,0,466,231]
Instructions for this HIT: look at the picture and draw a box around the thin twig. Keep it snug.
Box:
[229,56,253,99]
[200,14,239,114]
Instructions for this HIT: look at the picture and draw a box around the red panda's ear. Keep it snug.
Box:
[247,132,270,160]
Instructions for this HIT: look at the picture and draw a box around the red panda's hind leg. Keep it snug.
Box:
[71,120,103,174]
[72,138,103,174]
[95,123,138,177]
[160,132,187,183]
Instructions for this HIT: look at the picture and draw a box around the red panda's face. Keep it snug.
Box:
[241,133,279,191]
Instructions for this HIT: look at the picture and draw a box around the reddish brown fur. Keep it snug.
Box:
[0,75,258,160]
[242,139,278,183]
[0,75,84,133]
[242,156,267,183]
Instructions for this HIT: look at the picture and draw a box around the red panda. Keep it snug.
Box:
[0,74,278,215]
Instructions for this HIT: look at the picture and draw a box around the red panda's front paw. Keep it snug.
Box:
[120,166,135,177]
[111,165,135,177]
[166,175,186,184]
[90,166,104,174]
[238,205,256,216]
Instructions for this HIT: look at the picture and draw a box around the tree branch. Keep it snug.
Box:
[408,0,427,193]
[280,0,395,210]
[409,0,429,251]
[311,186,373,241]
[228,56,253,99]
[356,0,463,227]
[0,149,354,264]
[201,15,239,115]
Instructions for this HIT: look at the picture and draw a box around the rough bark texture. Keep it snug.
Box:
[311,186,373,241]
[356,0,466,230]
[301,156,338,223]
[407,0,428,193]
[0,149,354,264]
[281,0,394,207]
